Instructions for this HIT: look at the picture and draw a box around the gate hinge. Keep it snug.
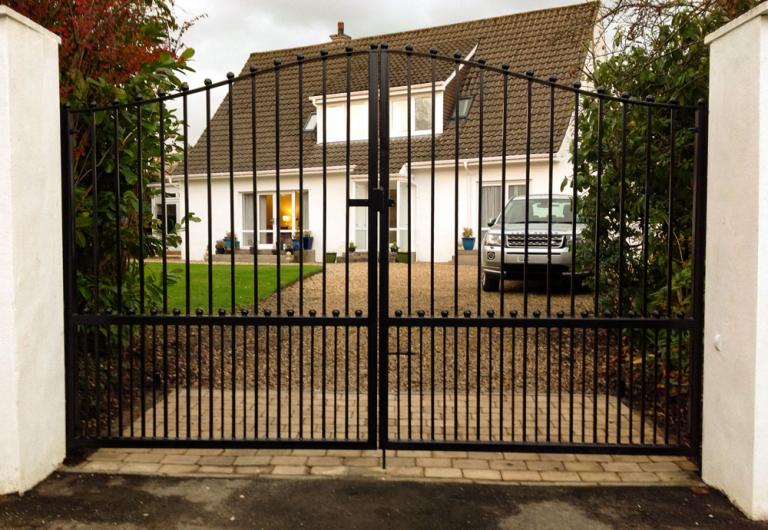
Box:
[348,187,393,212]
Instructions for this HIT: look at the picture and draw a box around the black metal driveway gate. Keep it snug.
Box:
[62,45,707,458]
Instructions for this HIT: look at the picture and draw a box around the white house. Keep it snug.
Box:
[168,3,599,263]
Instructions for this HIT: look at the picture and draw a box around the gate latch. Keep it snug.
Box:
[347,186,394,212]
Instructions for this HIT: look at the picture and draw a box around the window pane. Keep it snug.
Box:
[390,99,407,136]
[398,181,408,232]
[508,184,526,200]
[415,96,432,131]
[481,185,502,225]
[389,188,397,229]
[243,193,254,231]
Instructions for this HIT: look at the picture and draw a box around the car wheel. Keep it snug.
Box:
[481,272,500,292]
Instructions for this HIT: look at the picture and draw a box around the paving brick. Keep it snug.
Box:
[526,460,565,471]
[270,455,308,466]
[452,459,489,470]
[88,452,129,462]
[198,466,235,474]
[159,464,199,474]
[638,462,682,472]
[310,466,349,476]
[564,461,603,472]
[387,467,424,478]
[120,463,162,474]
[424,467,463,479]
[579,472,620,483]
[462,469,502,481]
[601,462,642,473]
[677,460,699,471]
[395,450,430,458]
[160,454,200,465]
[503,452,540,461]
[222,449,260,456]
[233,456,271,466]
[198,456,237,466]
[489,460,527,471]
[235,466,273,475]
[618,472,660,483]
[307,456,343,466]
[539,453,576,462]
[433,451,468,459]
[185,449,224,456]
[344,457,380,467]
[540,471,581,482]
[384,457,415,467]
[124,453,166,464]
[501,470,541,482]
[466,452,505,460]
[271,465,308,476]
[416,457,452,468]
[292,449,327,457]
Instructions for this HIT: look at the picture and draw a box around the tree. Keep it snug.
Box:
[4,0,200,312]
[569,2,757,316]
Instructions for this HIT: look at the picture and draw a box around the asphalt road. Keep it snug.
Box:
[1,473,765,529]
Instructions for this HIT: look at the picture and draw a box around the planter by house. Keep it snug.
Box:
[396,251,410,263]
[326,252,337,263]
[461,227,475,251]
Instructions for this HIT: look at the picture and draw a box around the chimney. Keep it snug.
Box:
[330,21,351,42]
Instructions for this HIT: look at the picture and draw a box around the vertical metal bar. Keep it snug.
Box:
[430,49,437,318]
[61,106,77,451]
[595,88,604,315]
[88,104,100,316]
[643,99,653,317]
[618,94,629,315]
[274,62,282,314]
[112,103,124,437]
[250,66,259,312]
[158,94,169,438]
[345,47,352,318]
[546,78,556,441]
[690,100,708,459]
[667,102,678,445]
[378,43,391,448]
[205,79,213,316]
[500,65,509,317]
[367,44,380,445]
[321,51,328,316]
[523,72,533,316]
[344,48,352,440]
[406,46,413,317]
[182,84,191,439]
[453,53,461,320]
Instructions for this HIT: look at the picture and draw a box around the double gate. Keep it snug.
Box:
[62,44,707,457]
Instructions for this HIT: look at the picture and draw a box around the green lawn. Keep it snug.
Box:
[144,262,321,311]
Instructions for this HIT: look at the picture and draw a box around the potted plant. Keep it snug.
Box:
[396,248,410,263]
[291,231,302,252]
[302,230,314,250]
[325,251,337,263]
[347,241,356,253]
[224,231,240,250]
[215,240,226,255]
[461,227,475,251]
[390,242,399,254]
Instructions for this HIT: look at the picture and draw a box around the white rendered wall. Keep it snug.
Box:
[703,3,768,520]
[0,7,64,495]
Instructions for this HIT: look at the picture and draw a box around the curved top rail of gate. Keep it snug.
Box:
[66,44,700,113]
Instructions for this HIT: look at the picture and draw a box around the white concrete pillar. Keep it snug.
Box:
[0,6,64,494]
[703,3,768,520]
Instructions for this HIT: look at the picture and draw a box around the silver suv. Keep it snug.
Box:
[481,194,585,291]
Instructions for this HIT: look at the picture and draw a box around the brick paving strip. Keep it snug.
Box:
[65,448,701,486]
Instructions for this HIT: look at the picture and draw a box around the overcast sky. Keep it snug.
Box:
[173,0,588,143]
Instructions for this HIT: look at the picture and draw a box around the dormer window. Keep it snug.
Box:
[303,112,317,132]
[450,96,474,121]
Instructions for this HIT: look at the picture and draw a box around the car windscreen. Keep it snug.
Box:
[503,198,573,223]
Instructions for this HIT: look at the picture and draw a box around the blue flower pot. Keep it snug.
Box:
[292,239,301,252]
[303,236,314,250]
[462,237,475,251]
